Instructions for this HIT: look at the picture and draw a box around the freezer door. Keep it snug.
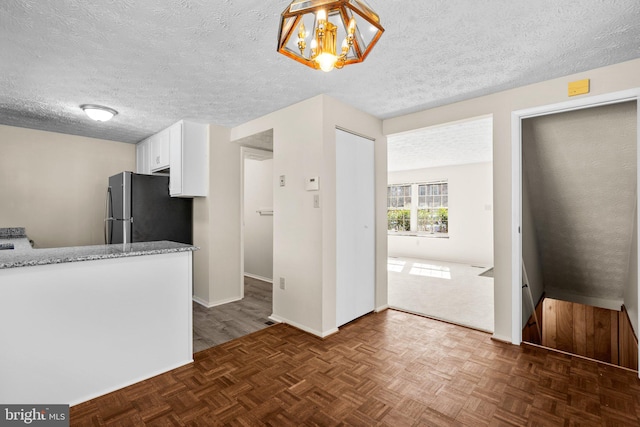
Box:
[130,174,193,244]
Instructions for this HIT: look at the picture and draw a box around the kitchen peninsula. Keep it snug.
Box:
[0,227,197,405]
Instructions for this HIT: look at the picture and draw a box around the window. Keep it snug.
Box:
[387,185,411,231]
[417,182,448,234]
[387,181,448,236]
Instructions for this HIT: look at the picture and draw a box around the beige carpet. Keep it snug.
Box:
[387,256,494,332]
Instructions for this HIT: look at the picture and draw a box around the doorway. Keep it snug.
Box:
[242,148,274,285]
[512,89,640,373]
[386,116,495,332]
[234,129,275,299]
[191,131,276,353]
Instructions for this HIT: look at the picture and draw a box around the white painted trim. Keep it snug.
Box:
[390,305,493,334]
[512,89,640,120]
[510,109,523,345]
[244,272,273,283]
[210,296,243,307]
[268,314,339,338]
[637,97,640,375]
[375,304,389,313]
[239,148,246,300]
[70,359,192,406]
[511,88,640,357]
[192,295,214,308]
[192,295,244,308]
[267,315,282,324]
[335,125,376,141]
[491,333,513,344]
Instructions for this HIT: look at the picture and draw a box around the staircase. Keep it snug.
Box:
[523,296,638,370]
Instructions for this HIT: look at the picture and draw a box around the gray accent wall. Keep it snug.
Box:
[522,101,637,311]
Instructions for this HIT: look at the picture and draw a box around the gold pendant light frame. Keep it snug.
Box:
[277,0,384,71]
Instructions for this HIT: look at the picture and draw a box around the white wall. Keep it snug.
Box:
[387,162,493,266]
[231,96,325,334]
[383,57,640,343]
[244,157,273,281]
[0,125,135,248]
[230,94,386,337]
[192,124,242,308]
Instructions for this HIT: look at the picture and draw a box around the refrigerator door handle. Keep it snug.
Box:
[104,186,113,244]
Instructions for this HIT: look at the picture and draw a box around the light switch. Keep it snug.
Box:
[305,176,320,191]
[314,194,320,208]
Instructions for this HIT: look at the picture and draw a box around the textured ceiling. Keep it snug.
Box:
[522,102,637,303]
[232,128,273,152]
[388,115,492,171]
[1,1,639,144]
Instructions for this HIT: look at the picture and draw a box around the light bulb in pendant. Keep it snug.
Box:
[316,53,337,72]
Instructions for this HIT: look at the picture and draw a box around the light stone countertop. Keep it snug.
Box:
[0,229,197,269]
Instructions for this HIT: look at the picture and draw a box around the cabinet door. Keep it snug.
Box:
[150,129,170,172]
[136,139,150,174]
[169,122,183,195]
[170,121,208,197]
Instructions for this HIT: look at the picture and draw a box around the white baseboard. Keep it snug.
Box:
[192,295,242,308]
[267,314,281,324]
[192,295,213,308]
[244,273,273,284]
[210,296,243,307]
[375,304,389,313]
[320,327,339,338]
[491,333,515,345]
[70,358,193,406]
[268,314,338,338]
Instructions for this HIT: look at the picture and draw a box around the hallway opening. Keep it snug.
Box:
[387,115,494,331]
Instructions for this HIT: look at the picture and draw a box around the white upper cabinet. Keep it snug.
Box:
[135,120,208,197]
[150,128,170,173]
[169,120,208,197]
[136,138,150,174]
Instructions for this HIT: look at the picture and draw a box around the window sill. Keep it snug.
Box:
[387,232,449,239]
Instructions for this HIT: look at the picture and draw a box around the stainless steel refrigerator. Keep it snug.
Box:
[105,172,193,245]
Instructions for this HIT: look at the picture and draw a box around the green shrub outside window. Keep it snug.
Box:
[388,209,411,231]
[388,181,448,235]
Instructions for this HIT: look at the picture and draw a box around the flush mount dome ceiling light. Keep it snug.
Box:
[80,104,118,122]
[277,0,384,72]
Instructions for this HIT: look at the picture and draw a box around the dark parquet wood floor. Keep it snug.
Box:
[71,310,640,426]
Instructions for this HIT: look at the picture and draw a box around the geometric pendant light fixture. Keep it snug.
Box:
[277,0,384,72]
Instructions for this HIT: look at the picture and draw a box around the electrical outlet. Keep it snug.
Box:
[279,175,286,187]
[279,277,285,290]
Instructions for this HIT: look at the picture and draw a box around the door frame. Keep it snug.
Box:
[511,88,640,372]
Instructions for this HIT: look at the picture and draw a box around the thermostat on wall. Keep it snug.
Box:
[305,176,319,191]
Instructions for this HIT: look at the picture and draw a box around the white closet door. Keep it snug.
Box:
[336,128,375,327]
